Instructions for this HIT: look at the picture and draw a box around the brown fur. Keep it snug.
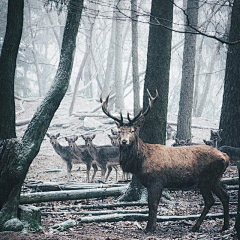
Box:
[119,128,229,233]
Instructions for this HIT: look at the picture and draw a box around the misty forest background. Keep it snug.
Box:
[0,0,240,238]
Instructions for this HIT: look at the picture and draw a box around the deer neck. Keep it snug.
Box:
[119,135,145,174]
[86,143,97,159]
[52,141,63,155]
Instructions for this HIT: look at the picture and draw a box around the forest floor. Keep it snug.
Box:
[0,94,238,239]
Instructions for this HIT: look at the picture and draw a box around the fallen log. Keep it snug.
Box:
[221,177,239,185]
[78,212,238,224]
[20,186,127,204]
[24,181,126,192]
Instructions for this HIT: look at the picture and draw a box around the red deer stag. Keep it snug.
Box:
[100,90,230,233]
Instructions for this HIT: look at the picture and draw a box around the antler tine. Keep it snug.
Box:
[101,93,124,125]
[142,89,159,117]
[128,109,143,125]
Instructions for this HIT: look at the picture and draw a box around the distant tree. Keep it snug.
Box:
[131,0,141,116]
[0,0,83,230]
[176,0,199,140]
[218,0,240,236]
[120,0,174,201]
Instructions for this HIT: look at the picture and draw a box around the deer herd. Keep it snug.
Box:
[46,89,240,233]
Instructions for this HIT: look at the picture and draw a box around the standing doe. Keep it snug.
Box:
[47,133,78,181]
[81,135,120,182]
[65,136,98,182]
[100,89,230,233]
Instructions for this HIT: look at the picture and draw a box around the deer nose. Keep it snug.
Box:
[121,139,127,145]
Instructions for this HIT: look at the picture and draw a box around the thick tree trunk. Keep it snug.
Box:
[219,0,240,236]
[176,0,199,140]
[0,0,83,231]
[0,0,24,139]
[140,0,173,144]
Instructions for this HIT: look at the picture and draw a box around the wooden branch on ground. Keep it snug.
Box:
[40,201,148,211]
[221,177,239,185]
[78,212,238,224]
[16,118,31,126]
[42,208,150,216]
[20,186,127,204]
[24,181,127,192]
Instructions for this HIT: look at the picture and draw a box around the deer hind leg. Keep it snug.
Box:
[146,184,163,233]
[91,163,98,182]
[192,186,215,232]
[105,166,112,182]
[212,181,229,231]
[114,166,118,182]
[67,162,72,182]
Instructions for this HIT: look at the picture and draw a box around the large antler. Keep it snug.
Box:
[100,93,124,125]
[127,89,159,125]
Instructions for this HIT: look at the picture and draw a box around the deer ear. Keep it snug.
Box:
[56,133,60,138]
[186,139,191,143]
[81,135,85,140]
[92,135,96,139]
[65,137,68,141]
[46,133,50,138]
[175,138,179,143]
[75,136,78,141]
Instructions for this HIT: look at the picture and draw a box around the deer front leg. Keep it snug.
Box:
[145,184,163,233]
[101,166,107,182]
[91,163,98,182]
[86,162,91,183]
[66,161,72,182]
[105,166,112,182]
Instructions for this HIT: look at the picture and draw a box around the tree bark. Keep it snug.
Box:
[114,0,125,110]
[140,0,173,144]
[0,0,24,139]
[0,0,83,231]
[131,0,141,116]
[218,0,240,235]
[176,0,199,140]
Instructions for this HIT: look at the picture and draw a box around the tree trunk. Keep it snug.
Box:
[219,0,240,148]
[114,0,125,110]
[140,0,173,144]
[0,0,83,231]
[102,16,116,99]
[218,0,240,235]
[0,0,24,140]
[176,0,199,140]
[27,0,43,97]
[131,0,141,116]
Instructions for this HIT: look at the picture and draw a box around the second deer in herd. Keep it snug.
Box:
[81,135,120,182]
[101,89,230,233]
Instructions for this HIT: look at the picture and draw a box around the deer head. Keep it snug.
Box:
[101,89,158,147]
[81,135,96,147]
[65,136,78,148]
[46,133,60,146]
